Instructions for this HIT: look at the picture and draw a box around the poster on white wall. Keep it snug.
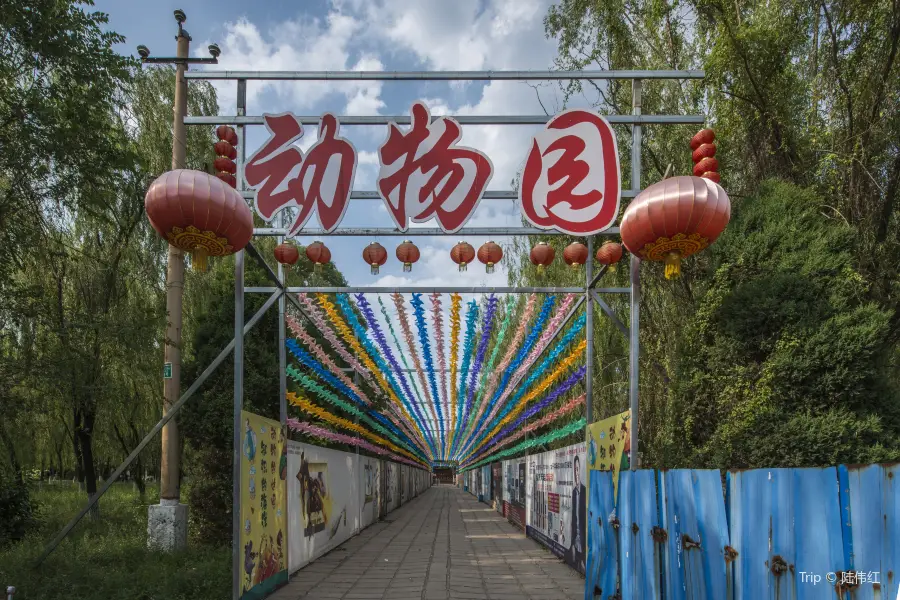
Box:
[287,442,360,573]
[385,462,400,511]
[359,455,380,529]
[526,442,587,574]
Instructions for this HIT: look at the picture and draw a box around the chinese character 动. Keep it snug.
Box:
[246,113,356,235]
[519,109,621,235]
[377,101,493,233]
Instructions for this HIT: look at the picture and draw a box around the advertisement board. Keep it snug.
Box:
[502,457,527,530]
[239,411,288,599]
[586,409,631,499]
[491,462,503,512]
[526,442,587,574]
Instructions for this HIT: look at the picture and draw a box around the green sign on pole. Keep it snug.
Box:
[163,362,172,379]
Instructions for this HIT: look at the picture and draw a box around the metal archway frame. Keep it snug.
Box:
[33,68,704,600]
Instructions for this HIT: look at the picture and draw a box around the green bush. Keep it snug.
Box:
[663,180,900,468]
[0,474,36,547]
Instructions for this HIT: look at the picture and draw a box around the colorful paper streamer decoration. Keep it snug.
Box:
[430,293,449,438]
[461,413,587,470]
[353,293,435,456]
[457,295,557,456]
[391,293,439,439]
[459,313,587,460]
[295,293,374,389]
[411,293,445,456]
[317,294,420,446]
[287,419,425,467]
[377,295,432,448]
[285,369,425,461]
[461,294,537,449]
[287,393,423,463]
[460,295,498,438]
[286,315,373,406]
[448,293,462,452]
[450,299,479,457]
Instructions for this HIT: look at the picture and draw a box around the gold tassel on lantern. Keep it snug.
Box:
[191,247,209,273]
[664,251,682,279]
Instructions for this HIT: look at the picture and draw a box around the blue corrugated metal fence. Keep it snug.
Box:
[586,463,898,600]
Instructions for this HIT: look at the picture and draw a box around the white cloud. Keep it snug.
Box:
[206,13,384,118]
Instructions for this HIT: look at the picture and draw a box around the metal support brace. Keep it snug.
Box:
[591,291,628,337]
[629,79,642,471]
[232,250,245,600]
[585,239,594,426]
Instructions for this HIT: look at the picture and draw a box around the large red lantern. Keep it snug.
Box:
[396,240,420,272]
[620,176,730,279]
[274,243,299,270]
[145,169,253,272]
[477,241,503,274]
[595,241,623,272]
[563,242,588,268]
[530,242,555,272]
[450,241,475,272]
[362,242,388,275]
[306,241,331,271]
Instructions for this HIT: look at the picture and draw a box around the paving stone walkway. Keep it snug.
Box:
[270,485,584,600]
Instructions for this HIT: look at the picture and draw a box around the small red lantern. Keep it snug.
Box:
[690,129,715,150]
[215,173,237,188]
[213,156,237,174]
[563,242,588,268]
[620,176,730,279]
[274,243,300,270]
[145,169,253,272]
[450,241,475,272]
[529,242,555,272]
[595,241,623,272]
[477,241,503,274]
[214,141,236,160]
[216,125,239,146]
[396,240,420,272]
[306,241,331,271]
[362,242,388,275]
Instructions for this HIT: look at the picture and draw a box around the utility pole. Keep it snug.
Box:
[138,9,219,551]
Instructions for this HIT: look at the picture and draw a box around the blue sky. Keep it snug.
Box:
[96,0,599,445]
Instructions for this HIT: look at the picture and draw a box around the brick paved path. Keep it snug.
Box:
[270,485,584,600]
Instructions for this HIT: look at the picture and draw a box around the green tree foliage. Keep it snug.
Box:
[529,0,900,467]
[0,0,218,521]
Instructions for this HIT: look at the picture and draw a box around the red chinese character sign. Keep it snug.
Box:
[519,109,621,235]
[377,102,493,233]
[246,113,356,235]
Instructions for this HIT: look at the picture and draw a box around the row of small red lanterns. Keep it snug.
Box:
[529,241,625,271]
[214,126,239,188]
[272,239,627,274]
[273,240,421,274]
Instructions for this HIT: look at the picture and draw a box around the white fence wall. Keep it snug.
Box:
[287,441,431,573]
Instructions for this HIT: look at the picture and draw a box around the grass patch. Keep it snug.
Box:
[0,481,229,600]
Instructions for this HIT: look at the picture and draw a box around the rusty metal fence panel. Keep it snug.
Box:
[586,464,899,600]
[662,470,730,600]
[619,470,662,599]
[838,463,899,600]
[729,467,845,600]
